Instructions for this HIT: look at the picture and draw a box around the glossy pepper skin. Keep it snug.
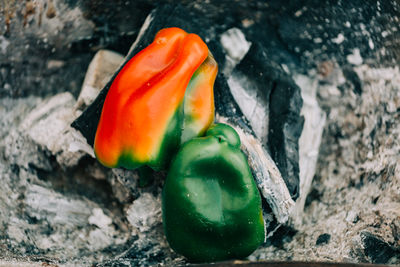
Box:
[181,53,217,143]
[94,27,209,170]
[162,123,265,262]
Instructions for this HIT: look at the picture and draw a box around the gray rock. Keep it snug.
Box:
[76,50,124,111]
[6,92,94,169]
[227,43,304,200]
[2,0,400,266]
[126,193,161,232]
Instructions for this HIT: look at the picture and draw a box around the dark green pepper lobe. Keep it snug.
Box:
[162,124,265,262]
[206,123,241,148]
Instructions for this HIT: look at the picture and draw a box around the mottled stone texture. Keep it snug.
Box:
[1,0,400,266]
[229,43,304,199]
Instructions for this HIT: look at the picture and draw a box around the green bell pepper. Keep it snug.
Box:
[162,123,265,262]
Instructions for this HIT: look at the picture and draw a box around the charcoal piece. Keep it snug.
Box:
[242,22,301,71]
[316,233,331,246]
[214,73,253,134]
[228,42,276,143]
[265,225,298,249]
[215,75,295,224]
[343,66,363,95]
[228,43,304,200]
[361,231,399,264]
[71,4,225,146]
[269,74,304,200]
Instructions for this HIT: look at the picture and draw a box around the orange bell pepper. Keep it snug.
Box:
[94,27,212,170]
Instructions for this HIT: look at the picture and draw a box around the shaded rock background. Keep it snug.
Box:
[0,0,399,266]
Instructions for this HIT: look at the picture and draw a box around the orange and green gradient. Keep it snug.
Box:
[181,53,218,143]
[94,27,217,170]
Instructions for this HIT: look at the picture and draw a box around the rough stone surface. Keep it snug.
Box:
[1,0,400,266]
[126,193,161,233]
[250,64,400,265]
[76,49,124,110]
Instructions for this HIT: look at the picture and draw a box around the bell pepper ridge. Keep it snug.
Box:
[162,123,265,262]
[93,27,265,262]
[181,53,218,143]
[94,27,208,170]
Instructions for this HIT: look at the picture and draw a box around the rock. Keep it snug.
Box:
[0,0,96,98]
[16,92,93,168]
[76,49,124,110]
[3,0,399,265]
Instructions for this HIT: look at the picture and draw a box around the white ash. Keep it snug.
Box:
[25,184,95,227]
[126,193,162,233]
[4,129,53,171]
[250,64,400,264]
[346,48,363,65]
[0,97,41,140]
[0,69,131,265]
[28,0,95,45]
[291,74,326,223]
[0,35,10,54]
[18,92,94,168]
[0,159,129,263]
[108,168,140,202]
[227,74,269,143]
[0,261,45,267]
[88,208,113,229]
[331,33,345,44]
